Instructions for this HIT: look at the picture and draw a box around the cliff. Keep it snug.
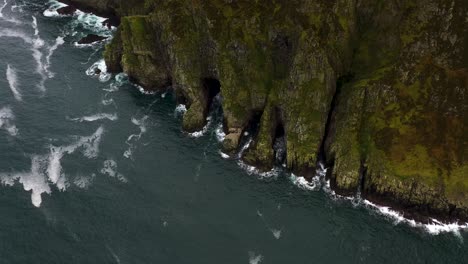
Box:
[63,0,468,223]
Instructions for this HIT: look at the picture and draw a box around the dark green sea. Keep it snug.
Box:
[0,1,466,263]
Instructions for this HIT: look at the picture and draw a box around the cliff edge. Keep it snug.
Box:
[63,0,468,223]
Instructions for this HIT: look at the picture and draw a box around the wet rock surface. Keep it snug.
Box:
[77,34,107,45]
[56,5,76,15]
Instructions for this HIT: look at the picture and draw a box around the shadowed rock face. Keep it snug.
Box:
[56,5,76,15]
[63,0,468,222]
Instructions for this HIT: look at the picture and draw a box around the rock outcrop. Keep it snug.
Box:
[62,0,468,222]
[77,34,107,44]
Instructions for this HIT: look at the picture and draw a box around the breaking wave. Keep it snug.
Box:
[74,9,112,34]
[86,59,112,82]
[215,123,225,142]
[174,104,187,116]
[289,163,468,235]
[42,0,67,18]
[188,116,212,138]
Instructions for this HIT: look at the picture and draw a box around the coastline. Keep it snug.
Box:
[51,0,468,233]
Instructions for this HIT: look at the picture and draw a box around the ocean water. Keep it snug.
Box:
[0,1,467,263]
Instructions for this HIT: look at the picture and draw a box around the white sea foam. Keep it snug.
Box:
[0,28,48,91]
[101,98,114,106]
[0,28,33,43]
[104,73,128,92]
[215,123,225,142]
[100,159,127,182]
[47,146,66,190]
[31,15,39,35]
[30,16,48,89]
[289,163,468,235]
[234,138,280,178]
[237,160,280,179]
[32,42,47,91]
[135,83,156,95]
[362,199,468,235]
[0,155,52,207]
[86,59,112,82]
[68,113,118,122]
[0,0,7,17]
[188,116,212,138]
[6,64,21,101]
[115,72,128,83]
[0,0,20,24]
[174,104,187,116]
[248,252,263,264]
[219,151,230,159]
[44,36,65,78]
[73,173,95,189]
[31,15,65,87]
[46,126,105,187]
[235,138,280,178]
[290,174,318,191]
[124,116,148,158]
[271,229,282,239]
[317,175,468,235]
[74,10,110,33]
[0,126,105,207]
[43,1,67,17]
[105,84,120,92]
[0,107,18,136]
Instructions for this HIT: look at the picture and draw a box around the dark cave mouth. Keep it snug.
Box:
[203,78,221,107]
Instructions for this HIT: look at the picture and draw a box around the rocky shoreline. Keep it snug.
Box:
[58,0,468,224]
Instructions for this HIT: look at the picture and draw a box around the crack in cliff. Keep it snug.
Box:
[203,78,221,111]
[272,107,286,166]
[357,160,367,198]
[318,74,354,166]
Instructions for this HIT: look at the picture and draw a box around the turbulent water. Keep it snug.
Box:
[0,1,466,263]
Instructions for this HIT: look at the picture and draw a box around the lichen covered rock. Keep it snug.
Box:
[66,0,468,221]
[327,0,468,220]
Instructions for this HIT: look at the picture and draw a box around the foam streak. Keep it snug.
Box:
[6,64,22,101]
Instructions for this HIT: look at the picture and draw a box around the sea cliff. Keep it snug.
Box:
[61,0,467,223]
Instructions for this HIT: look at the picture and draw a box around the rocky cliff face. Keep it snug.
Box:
[64,0,467,222]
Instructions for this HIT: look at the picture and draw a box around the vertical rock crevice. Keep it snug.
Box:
[272,107,286,166]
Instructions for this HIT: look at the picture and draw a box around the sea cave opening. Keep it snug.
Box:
[203,78,221,108]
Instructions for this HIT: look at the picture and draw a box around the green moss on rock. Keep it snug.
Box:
[75,0,468,221]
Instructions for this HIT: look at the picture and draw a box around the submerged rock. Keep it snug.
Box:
[56,5,76,15]
[102,17,119,29]
[77,34,107,45]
